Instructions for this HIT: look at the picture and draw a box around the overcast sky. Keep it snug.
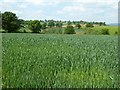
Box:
[0,0,119,24]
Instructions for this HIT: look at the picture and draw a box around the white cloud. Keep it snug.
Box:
[24,10,45,20]
[25,0,43,5]
[57,6,86,14]
[24,0,119,4]
[0,2,12,12]
[24,0,59,6]
[0,0,118,23]
[35,10,44,15]
[2,0,17,3]
[112,4,118,9]
[1,0,119,8]
[12,10,22,15]
[17,4,28,9]
[74,0,116,3]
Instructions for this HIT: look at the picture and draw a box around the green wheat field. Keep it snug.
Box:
[2,33,119,88]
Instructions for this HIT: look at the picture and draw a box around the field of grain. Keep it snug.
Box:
[2,33,119,88]
[89,26,118,35]
[76,26,118,35]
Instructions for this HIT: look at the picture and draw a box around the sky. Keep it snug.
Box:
[0,0,119,24]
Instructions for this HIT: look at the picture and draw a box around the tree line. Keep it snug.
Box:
[1,11,106,34]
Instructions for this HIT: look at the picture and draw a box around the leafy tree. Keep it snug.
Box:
[86,23,94,28]
[28,20,42,33]
[45,19,47,22]
[94,22,99,24]
[19,19,25,28]
[64,25,76,34]
[67,21,72,25]
[42,22,47,29]
[80,20,84,24]
[103,22,106,26]
[48,20,55,27]
[73,21,76,25]
[76,23,81,29]
[56,22,63,27]
[2,11,21,33]
[99,22,106,26]
[0,12,2,29]
[99,22,103,26]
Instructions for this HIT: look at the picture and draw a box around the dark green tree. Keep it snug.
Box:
[0,12,2,30]
[2,11,21,33]
[99,22,103,26]
[86,23,94,28]
[42,22,47,29]
[67,20,72,25]
[48,20,55,27]
[73,21,76,25]
[76,23,81,29]
[45,19,47,22]
[28,20,42,33]
[19,19,25,28]
[64,25,75,34]
[80,20,84,24]
[103,22,106,26]
[56,22,63,27]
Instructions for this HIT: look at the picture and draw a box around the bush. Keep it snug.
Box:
[100,28,109,35]
[115,31,118,35]
[64,25,76,34]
